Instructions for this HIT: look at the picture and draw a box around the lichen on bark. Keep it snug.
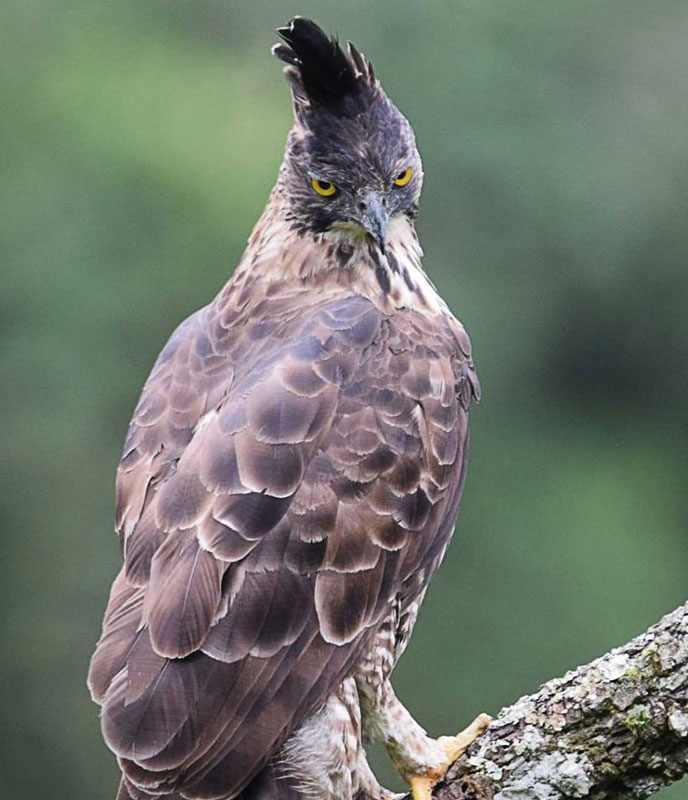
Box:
[432,601,688,800]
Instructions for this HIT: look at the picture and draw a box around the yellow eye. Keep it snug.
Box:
[393,167,413,187]
[311,178,337,197]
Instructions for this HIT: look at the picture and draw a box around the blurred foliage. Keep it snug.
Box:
[3,1,687,797]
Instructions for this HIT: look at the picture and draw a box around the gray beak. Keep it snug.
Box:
[359,192,389,255]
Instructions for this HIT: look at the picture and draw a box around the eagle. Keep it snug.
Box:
[89,18,489,800]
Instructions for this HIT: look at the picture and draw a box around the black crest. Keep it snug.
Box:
[273,17,377,115]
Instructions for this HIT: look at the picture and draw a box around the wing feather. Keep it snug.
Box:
[87,570,145,704]
[145,533,225,658]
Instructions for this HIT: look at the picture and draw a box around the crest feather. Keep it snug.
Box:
[274,17,376,114]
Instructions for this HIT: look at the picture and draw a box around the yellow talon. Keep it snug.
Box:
[409,775,434,800]
[405,713,491,800]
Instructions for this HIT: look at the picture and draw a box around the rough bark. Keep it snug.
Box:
[434,601,688,800]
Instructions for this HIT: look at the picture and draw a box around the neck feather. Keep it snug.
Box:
[219,198,445,315]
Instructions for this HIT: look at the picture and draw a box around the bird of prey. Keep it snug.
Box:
[88,17,488,800]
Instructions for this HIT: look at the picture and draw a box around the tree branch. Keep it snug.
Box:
[434,601,688,800]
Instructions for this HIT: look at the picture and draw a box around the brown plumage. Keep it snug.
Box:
[89,17,481,800]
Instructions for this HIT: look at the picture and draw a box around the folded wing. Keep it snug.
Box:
[88,295,477,799]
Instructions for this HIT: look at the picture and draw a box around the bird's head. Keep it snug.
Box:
[273,18,423,255]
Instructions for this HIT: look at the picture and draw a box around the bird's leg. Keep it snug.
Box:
[384,703,490,800]
[357,678,490,800]
[402,714,491,800]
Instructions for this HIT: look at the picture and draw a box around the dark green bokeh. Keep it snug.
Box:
[3,1,687,797]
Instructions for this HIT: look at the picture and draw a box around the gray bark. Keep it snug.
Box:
[434,601,688,800]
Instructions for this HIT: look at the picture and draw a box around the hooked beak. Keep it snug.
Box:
[359,192,389,255]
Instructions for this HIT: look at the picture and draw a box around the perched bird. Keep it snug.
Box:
[89,17,488,800]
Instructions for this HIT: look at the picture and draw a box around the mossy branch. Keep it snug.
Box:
[433,601,688,800]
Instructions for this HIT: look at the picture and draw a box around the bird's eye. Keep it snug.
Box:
[311,178,337,197]
[393,167,413,187]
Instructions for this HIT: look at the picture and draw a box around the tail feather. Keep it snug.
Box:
[117,764,302,800]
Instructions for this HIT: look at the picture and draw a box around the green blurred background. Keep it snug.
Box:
[3,1,687,797]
